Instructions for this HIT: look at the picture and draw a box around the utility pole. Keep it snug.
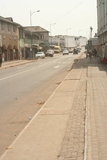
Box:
[50,23,56,45]
[30,10,40,26]
[29,10,40,58]
[90,26,93,39]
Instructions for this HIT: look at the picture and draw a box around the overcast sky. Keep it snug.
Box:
[0,0,97,38]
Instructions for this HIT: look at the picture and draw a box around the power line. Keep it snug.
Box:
[55,0,85,23]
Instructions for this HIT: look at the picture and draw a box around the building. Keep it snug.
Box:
[0,16,20,61]
[23,26,49,58]
[78,36,87,47]
[49,35,87,50]
[24,26,49,46]
[97,0,107,58]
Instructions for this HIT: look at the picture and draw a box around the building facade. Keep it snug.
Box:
[0,16,20,61]
[97,0,107,58]
[0,16,50,61]
[49,35,87,50]
[24,26,49,57]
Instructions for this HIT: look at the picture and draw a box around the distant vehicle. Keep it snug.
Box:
[46,49,54,57]
[77,48,81,52]
[53,46,61,53]
[73,48,78,54]
[63,49,69,55]
[35,51,45,59]
[68,48,73,53]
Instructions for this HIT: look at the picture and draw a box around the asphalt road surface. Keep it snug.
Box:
[0,53,78,156]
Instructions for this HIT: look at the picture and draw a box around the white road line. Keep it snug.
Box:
[54,65,60,69]
[0,68,35,81]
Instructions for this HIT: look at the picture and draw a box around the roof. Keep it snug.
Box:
[24,26,49,33]
[0,16,21,26]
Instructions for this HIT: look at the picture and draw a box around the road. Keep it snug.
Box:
[0,53,78,156]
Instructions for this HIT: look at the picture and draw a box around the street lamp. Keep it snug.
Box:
[30,10,40,26]
[29,10,40,59]
[90,26,93,38]
[50,23,56,45]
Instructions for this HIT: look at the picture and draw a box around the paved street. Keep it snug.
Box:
[0,53,86,160]
[1,54,107,160]
[0,53,79,156]
[0,54,77,109]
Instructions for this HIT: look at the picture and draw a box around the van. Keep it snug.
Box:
[53,46,61,53]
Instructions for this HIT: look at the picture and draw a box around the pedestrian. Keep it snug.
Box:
[86,52,89,58]
[89,49,92,61]
[92,48,97,57]
[0,53,2,67]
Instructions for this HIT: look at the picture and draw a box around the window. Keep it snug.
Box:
[13,25,17,32]
[1,21,4,30]
[8,24,11,31]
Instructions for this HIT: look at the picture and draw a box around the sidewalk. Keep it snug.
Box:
[0,60,35,70]
[0,54,61,70]
[85,58,107,160]
[0,55,107,160]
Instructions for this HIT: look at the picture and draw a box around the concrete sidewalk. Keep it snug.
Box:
[0,60,35,70]
[0,54,61,70]
[0,54,87,160]
[85,58,107,160]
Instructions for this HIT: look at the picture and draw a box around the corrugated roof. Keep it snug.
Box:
[0,16,21,26]
[24,26,49,33]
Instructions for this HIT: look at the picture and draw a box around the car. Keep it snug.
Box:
[68,48,73,53]
[73,48,78,54]
[77,48,81,53]
[46,50,54,57]
[63,49,69,55]
[35,52,45,59]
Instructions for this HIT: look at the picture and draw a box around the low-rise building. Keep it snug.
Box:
[0,16,20,61]
[24,26,49,58]
[49,35,87,50]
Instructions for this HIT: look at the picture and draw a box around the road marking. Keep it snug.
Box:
[54,65,60,69]
[0,68,35,81]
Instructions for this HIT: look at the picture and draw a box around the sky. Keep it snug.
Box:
[0,0,97,38]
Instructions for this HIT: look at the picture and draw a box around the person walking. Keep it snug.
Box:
[89,49,92,61]
[0,53,2,67]
[92,48,97,57]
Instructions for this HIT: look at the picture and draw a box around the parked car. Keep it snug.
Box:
[63,49,69,55]
[46,49,54,57]
[35,52,45,59]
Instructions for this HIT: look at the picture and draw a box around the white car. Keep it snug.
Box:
[46,50,54,57]
[35,52,45,59]
[63,49,69,55]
